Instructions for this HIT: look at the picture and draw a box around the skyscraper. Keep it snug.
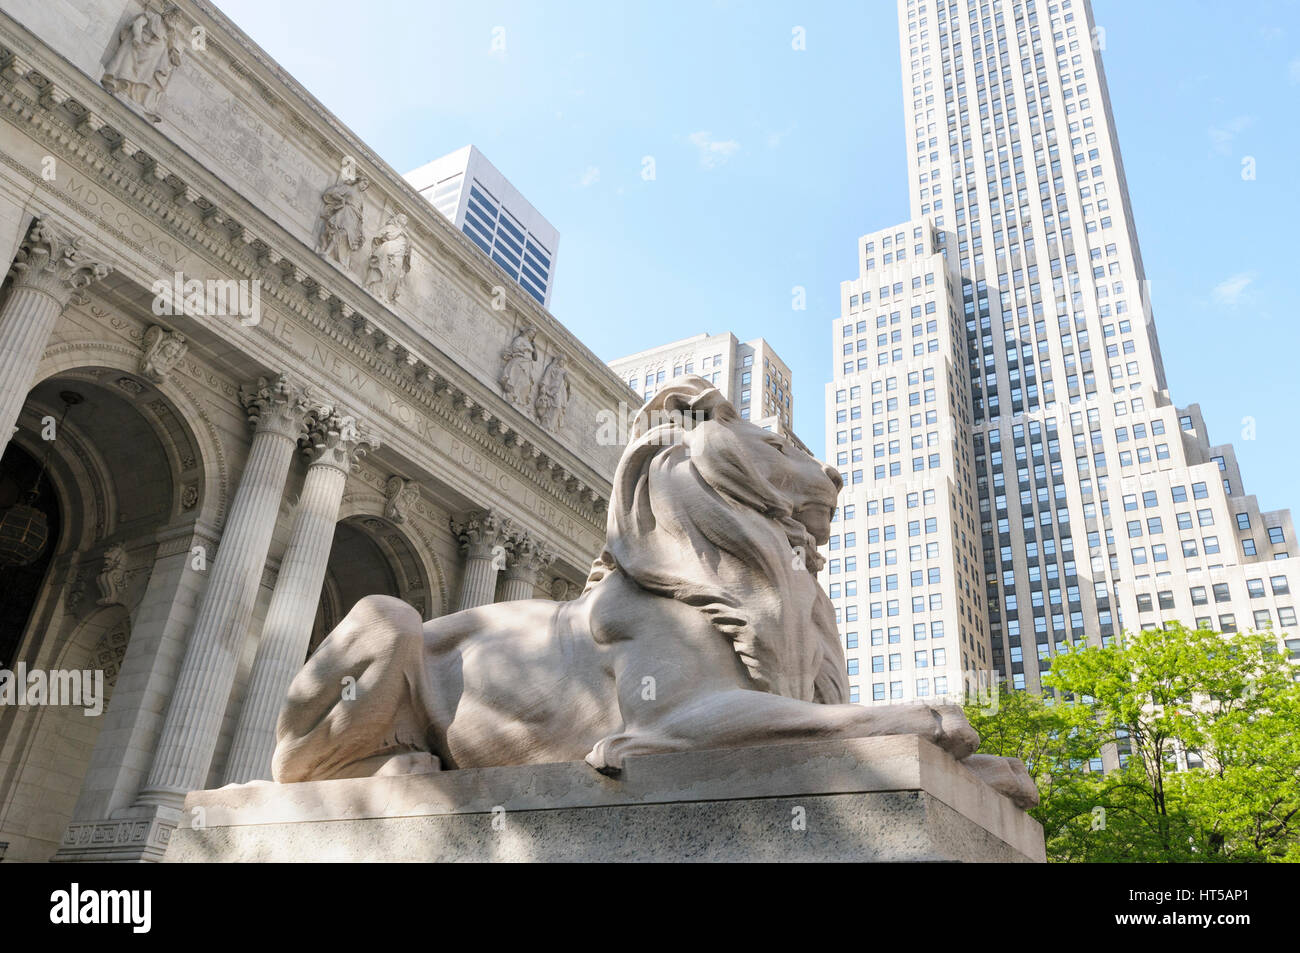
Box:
[405,145,559,307]
[610,332,796,438]
[824,0,1297,713]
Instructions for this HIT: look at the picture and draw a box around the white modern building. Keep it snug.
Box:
[609,332,795,437]
[823,0,1298,723]
[405,145,559,307]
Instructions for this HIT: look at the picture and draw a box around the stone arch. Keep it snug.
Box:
[336,489,449,618]
[0,604,129,861]
[0,344,219,861]
[307,503,445,656]
[33,336,229,530]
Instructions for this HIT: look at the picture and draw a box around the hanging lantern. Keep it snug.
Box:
[0,500,49,567]
[0,390,82,567]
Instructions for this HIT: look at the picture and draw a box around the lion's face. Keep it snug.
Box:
[684,405,843,545]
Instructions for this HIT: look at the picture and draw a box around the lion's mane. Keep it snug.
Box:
[584,377,848,705]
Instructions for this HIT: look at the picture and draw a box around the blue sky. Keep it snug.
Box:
[218,0,1300,514]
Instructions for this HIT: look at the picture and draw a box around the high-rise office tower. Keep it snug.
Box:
[405,145,559,307]
[824,0,1297,713]
[610,332,796,438]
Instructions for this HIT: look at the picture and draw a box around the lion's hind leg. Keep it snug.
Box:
[272,594,439,782]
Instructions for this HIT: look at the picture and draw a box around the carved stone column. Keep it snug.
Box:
[451,509,511,610]
[0,218,110,455]
[500,532,554,602]
[222,408,375,784]
[136,375,311,809]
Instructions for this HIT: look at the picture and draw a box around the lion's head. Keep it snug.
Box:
[585,376,848,705]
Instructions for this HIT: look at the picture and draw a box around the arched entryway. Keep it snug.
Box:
[0,364,208,862]
[0,441,62,666]
[308,515,435,657]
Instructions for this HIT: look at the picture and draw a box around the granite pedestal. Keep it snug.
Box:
[165,735,1046,863]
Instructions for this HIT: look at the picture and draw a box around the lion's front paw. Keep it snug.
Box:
[584,736,626,777]
[962,754,1039,809]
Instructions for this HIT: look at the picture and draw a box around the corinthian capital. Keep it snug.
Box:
[9,218,112,307]
[451,508,513,561]
[505,531,555,582]
[302,405,377,473]
[239,373,312,441]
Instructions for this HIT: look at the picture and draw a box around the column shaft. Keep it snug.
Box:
[137,378,306,806]
[222,463,347,782]
[0,288,61,454]
[500,574,538,602]
[458,555,501,610]
[0,218,110,456]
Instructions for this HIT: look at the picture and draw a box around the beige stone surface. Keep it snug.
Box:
[169,735,1046,862]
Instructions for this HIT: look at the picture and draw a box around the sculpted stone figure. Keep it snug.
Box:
[139,325,187,383]
[315,175,369,269]
[383,475,419,523]
[364,212,411,305]
[101,4,185,123]
[95,544,129,607]
[534,353,571,430]
[272,377,1037,809]
[498,327,538,408]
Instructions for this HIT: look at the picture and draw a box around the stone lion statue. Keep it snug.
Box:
[272,376,1037,808]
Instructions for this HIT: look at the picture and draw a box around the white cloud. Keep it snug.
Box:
[1208,115,1254,155]
[765,126,796,149]
[1212,272,1253,306]
[578,166,600,187]
[687,131,740,168]
[1289,57,1300,84]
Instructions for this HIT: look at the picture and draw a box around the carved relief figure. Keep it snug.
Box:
[101,4,186,123]
[272,377,1039,811]
[315,174,369,269]
[364,211,411,305]
[534,353,571,430]
[383,476,420,524]
[139,325,188,383]
[95,544,129,607]
[498,327,537,408]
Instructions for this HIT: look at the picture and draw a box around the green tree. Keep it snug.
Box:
[966,622,1300,862]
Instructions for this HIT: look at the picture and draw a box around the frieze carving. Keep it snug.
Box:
[535,353,571,431]
[315,173,369,269]
[0,52,613,523]
[549,577,580,602]
[95,544,129,607]
[499,326,537,408]
[364,210,411,305]
[100,4,186,123]
[139,325,188,383]
[383,475,420,523]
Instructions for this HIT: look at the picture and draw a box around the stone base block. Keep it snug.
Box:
[165,735,1046,863]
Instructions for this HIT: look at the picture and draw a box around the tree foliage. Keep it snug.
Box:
[965,622,1300,862]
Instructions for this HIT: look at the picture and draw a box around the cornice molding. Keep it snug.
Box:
[0,22,610,528]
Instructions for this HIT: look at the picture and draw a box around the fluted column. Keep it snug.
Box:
[0,218,110,455]
[451,509,511,610]
[500,531,555,602]
[222,408,376,784]
[136,374,311,808]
